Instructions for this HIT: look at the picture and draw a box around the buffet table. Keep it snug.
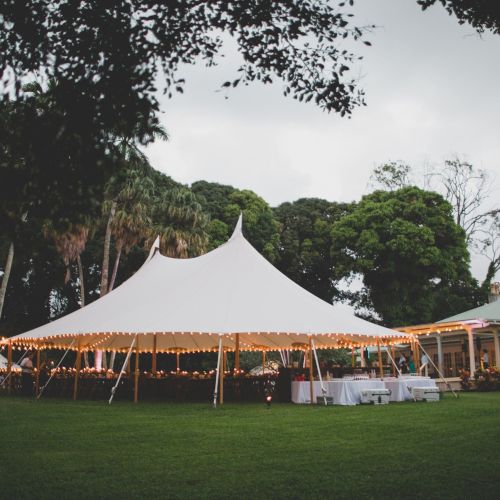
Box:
[383,376,438,402]
[291,379,386,405]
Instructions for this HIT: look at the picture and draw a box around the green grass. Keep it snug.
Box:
[0,393,499,499]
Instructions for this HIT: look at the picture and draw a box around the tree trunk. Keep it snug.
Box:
[0,241,14,320]
[100,201,117,297]
[76,254,85,308]
[108,243,123,292]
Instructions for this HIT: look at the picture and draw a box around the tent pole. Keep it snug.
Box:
[235,333,240,372]
[134,337,140,403]
[176,352,180,372]
[311,338,327,405]
[308,337,314,406]
[417,340,458,399]
[7,340,12,394]
[109,334,137,404]
[152,334,157,375]
[38,339,76,399]
[391,345,397,377]
[220,347,225,405]
[213,336,222,408]
[35,348,41,397]
[262,350,266,374]
[73,338,82,401]
[377,340,384,380]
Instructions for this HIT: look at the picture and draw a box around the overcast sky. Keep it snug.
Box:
[144,0,500,281]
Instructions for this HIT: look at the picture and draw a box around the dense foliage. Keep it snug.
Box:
[331,187,482,326]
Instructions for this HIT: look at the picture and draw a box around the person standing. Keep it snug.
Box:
[408,353,416,374]
[483,349,489,369]
[20,352,35,396]
[420,353,429,377]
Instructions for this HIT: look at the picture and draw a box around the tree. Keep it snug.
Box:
[154,189,208,258]
[192,182,280,262]
[42,221,90,307]
[0,0,372,141]
[418,1,500,34]
[427,158,498,244]
[370,158,499,283]
[274,198,353,302]
[331,187,480,326]
[369,161,412,191]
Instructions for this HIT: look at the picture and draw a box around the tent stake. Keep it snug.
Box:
[109,334,137,405]
[311,338,327,405]
[213,336,223,408]
[38,339,76,399]
[417,340,458,399]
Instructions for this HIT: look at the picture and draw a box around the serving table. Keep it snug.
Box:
[291,379,386,405]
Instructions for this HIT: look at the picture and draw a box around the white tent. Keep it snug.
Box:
[0,353,20,370]
[4,215,409,353]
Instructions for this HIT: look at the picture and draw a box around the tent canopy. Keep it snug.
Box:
[5,216,409,353]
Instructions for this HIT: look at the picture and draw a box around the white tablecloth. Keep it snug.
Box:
[291,379,386,405]
[383,377,438,402]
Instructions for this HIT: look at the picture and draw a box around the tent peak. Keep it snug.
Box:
[146,235,161,262]
[229,213,243,241]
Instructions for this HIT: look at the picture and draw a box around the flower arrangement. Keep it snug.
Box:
[473,367,500,392]
[459,369,472,391]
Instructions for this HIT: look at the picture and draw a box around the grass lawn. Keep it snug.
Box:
[0,393,499,499]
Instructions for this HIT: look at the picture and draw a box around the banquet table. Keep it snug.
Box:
[382,376,438,402]
[291,379,386,405]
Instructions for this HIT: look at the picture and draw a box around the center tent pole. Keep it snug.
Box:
[212,336,223,408]
[311,338,327,405]
[152,334,157,375]
[109,334,137,405]
[38,339,76,399]
[7,341,12,394]
[73,338,82,401]
[220,347,225,405]
[262,350,266,375]
[134,337,140,403]
[308,337,314,406]
[377,339,384,380]
[35,348,41,397]
[235,333,240,372]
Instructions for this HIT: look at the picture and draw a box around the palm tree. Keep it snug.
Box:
[108,173,155,291]
[42,221,90,306]
[155,189,209,258]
